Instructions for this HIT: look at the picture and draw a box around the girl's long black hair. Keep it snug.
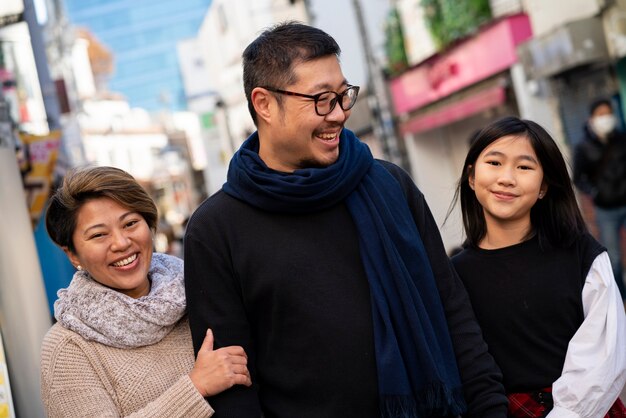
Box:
[451,116,587,249]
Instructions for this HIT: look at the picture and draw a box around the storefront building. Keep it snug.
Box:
[389,13,532,250]
[519,15,618,148]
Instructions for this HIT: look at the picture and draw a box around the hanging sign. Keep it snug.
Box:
[19,130,61,225]
[0,331,15,418]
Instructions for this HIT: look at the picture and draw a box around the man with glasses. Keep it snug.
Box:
[184,22,507,418]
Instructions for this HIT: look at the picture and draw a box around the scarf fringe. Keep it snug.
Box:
[380,384,466,418]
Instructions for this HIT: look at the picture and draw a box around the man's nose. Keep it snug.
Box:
[325,100,348,123]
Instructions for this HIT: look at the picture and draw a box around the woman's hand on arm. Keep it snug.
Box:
[189,329,252,397]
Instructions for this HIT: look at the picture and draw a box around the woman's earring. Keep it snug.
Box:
[76,265,82,271]
[538,191,545,199]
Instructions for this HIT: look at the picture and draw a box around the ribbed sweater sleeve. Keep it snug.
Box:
[126,375,214,418]
[41,324,214,418]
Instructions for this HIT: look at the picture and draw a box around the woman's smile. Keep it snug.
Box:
[66,197,153,299]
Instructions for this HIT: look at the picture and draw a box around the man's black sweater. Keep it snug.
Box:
[184,161,507,418]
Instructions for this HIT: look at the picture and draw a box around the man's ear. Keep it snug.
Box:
[251,87,273,124]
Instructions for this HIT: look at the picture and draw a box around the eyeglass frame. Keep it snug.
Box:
[261,85,360,116]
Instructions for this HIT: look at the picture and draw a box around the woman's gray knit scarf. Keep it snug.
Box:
[54,253,186,349]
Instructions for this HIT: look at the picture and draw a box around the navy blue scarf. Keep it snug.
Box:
[224,129,466,417]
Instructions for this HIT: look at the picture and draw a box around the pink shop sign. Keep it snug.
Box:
[391,14,532,115]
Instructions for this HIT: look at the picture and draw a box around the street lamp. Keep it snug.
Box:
[215,97,237,156]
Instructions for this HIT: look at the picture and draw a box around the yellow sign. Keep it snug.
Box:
[0,332,15,418]
[19,130,61,226]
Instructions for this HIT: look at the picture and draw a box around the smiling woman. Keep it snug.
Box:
[40,166,252,418]
[64,197,154,298]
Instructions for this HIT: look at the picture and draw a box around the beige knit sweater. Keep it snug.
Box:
[41,317,214,418]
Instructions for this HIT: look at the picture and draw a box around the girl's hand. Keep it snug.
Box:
[189,329,252,397]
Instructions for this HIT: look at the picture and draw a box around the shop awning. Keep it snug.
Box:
[399,85,506,136]
[390,14,530,115]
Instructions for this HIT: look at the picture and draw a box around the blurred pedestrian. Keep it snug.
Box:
[40,166,251,417]
[573,97,626,300]
[451,116,626,417]
[184,21,507,417]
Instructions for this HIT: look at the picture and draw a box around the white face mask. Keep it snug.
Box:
[591,114,616,137]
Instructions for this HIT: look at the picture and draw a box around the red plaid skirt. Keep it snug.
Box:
[508,387,626,418]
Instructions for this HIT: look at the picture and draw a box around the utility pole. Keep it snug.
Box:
[23,0,61,131]
[351,0,402,167]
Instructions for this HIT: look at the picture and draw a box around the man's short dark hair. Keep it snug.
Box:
[242,21,341,125]
[589,97,613,116]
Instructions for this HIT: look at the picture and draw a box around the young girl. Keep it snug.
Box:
[450,116,626,417]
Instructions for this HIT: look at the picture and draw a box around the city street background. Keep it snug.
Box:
[1,0,625,416]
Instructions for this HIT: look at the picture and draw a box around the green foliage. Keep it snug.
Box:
[421,0,492,50]
[384,7,409,77]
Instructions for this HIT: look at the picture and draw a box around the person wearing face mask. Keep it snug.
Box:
[573,98,626,301]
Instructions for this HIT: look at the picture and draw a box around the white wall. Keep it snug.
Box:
[71,38,96,99]
[171,111,207,171]
[309,0,391,87]
[177,37,215,103]
[0,0,23,15]
[510,63,568,154]
[82,133,168,181]
[490,0,523,18]
[405,126,467,252]
[395,0,437,65]
[522,0,603,36]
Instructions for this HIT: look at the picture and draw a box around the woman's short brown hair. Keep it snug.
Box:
[46,166,158,253]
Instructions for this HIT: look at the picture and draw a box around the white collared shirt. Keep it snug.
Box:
[547,252,626,418]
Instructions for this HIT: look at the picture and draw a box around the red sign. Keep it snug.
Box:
[391,14,532,115]
[427,61,458,89]
[400,85,506,136]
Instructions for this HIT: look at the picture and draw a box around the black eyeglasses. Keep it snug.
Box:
[262,85,360,116]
